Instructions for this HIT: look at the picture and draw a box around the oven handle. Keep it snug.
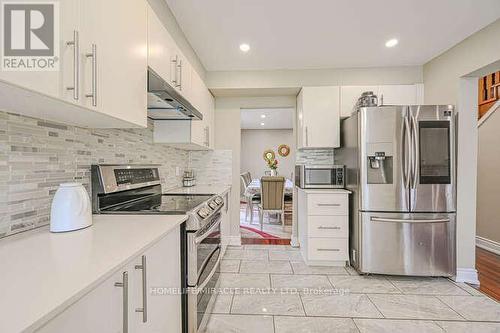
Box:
[196,245,221,288]
[195,215,221,245]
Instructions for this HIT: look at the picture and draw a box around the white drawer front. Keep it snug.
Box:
[307,194,348,215]
[308,216,348,238]
[308,238,348,261]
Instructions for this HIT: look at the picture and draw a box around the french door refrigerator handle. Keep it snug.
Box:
[410,113,419,189]
[371,217,450,223]
[402,110,411,189]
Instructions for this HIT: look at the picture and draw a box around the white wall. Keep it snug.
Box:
[241,129,295,179]
[423,18,500,282]
[214,96,296,245]
[207,66,423,90]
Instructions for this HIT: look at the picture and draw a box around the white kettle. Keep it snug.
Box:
[50,183,92,233]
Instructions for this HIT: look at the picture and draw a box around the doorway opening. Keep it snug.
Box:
[239,107,295,244]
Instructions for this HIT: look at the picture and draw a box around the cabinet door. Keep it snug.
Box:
[176,52,192,99]
[133,226,181,333]
[80,0,147,127]
[147,5,176,85]
[378,85,417,105]
[206,90,215,149]
[301,86,340,148]
[0,0,79,100]
[296,89,305,149]
[340,86,378,118]
[37,268,134,333]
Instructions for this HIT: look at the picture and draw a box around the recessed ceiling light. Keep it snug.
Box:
[239,43,250,52]
[261,114,266,118]
[260,122,265,126]
[385,38,398,48]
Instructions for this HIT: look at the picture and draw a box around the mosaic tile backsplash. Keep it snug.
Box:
[189,150,232,186]
[0,111,190,238]
[296,148,335,165]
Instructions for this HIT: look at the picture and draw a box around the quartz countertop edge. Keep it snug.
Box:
[164,184,231,196]
[296,187,352,194]
[0,214,188,333]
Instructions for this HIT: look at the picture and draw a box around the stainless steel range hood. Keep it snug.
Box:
[147,68,203,120]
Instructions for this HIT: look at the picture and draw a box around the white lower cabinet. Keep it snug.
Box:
[298,189,349,266]
[37,226,182,333]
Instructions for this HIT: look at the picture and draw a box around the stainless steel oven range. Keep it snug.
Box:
[91,164,223,333]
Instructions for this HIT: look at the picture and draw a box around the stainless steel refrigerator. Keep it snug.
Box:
[336,105,456,276]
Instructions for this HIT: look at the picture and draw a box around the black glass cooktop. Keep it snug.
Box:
[100,194,213,214]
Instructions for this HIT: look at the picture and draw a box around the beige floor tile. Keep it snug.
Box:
[301,293,383,318]
[367,294,463,320]
[231,293,305,316]
[219,273,270,290]
[220,259,241,273]
[451,281,486,296]
[346,266,360,276]
[211,294,233,314]
[269,250,304,261]
[291,261,349,275]
[223,248,269,260]
[202,314,274,333]
[240,260,293,274]
[437,295,500,321]
[271,274,333,291]
[274,316,358,333]
[329,275,401,294]
[354,319,443,333]
[389,277,469,295]
[436,321,500,333]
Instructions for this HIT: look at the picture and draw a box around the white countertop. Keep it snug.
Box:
[296,187,352,194]
[0,214,187,333]
[164,184,231,196]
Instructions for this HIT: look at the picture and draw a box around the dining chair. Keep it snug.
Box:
[240,172,258,222]
[258,176,286,231]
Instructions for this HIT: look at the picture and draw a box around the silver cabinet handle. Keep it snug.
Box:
[135,255,148,323]
[177,59,183,90]
[114,271,129,333]
[318,226,341,230]
[317,248,340,252]
[305,126,309,147]
[85,44,97,107]
[65,30,79,100]
[371,217,450,224]
[171,55,178,85]
[317,203,340,207]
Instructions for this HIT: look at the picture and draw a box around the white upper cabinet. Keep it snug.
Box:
[147,6,177,85]
[378,84,418,106]
[340,86,378,118]
[80,0,147,127]
[0,0,80,100]
[339,84,424,118]
[0,0,147,128]
[297,86,340,149]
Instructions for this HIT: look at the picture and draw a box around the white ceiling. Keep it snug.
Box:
[241,108,294,129]
[164,0,500,71]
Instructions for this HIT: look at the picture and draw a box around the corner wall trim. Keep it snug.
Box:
[454,268,480,285]
[476,236,500,255]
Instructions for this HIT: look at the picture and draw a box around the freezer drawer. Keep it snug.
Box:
[357,212,456,276]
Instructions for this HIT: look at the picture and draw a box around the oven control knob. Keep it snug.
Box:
[214,197,223,205]
[198,208,210,218]
[208,201,217,209]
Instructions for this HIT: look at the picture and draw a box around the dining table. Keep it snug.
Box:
[244,178,294,197]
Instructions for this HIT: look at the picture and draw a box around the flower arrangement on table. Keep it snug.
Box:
[267,158,278,170]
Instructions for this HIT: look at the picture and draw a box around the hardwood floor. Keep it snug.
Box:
[476,246,500,301]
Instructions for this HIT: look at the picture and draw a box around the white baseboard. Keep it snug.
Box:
[454,268,480,285]
[290,236,299,248]
[476,236,500,255]
[227,236,242,247]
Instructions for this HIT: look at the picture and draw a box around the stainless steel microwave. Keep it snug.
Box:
[295,165,345,189]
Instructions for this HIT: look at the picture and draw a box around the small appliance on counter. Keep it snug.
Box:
[182,170,196,187]
[295,164,345,189]
[356,91,378,109]
[50,183,92,233]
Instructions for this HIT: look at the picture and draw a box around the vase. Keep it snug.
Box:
[270,169,278,176]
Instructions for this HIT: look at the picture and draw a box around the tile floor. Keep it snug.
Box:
[240,205,292,239]
[201,245,500,333]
